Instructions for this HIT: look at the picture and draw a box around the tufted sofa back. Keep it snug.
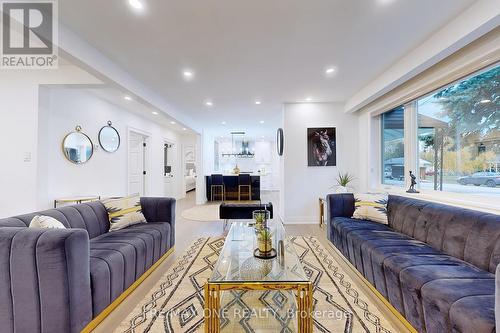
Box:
[388,195,500,273]
[0,202,110,239]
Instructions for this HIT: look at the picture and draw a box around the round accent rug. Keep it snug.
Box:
[180,204,221,222]
[115,236,411,333]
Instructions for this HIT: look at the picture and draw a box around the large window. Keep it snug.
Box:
[380,64,500,197]
[382,106,405,186]
[417,65,499,196]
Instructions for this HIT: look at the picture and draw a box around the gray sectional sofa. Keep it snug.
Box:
[327,193,499,333]
[0,197,175,333]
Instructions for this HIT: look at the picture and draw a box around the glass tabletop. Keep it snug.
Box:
[210,220,308,283]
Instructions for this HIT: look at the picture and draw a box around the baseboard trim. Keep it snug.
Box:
[325,243,417,333]
[281,216,318,224]
[81,246,175,333]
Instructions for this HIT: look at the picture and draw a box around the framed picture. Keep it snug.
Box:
[307,127,336,166]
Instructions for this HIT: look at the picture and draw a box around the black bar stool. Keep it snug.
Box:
[238,174,252,201]
[211,174,225,201]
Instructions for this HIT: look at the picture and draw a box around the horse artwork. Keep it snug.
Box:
[307,127,336,166]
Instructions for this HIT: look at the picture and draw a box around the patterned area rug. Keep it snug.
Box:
[115,236,400,333]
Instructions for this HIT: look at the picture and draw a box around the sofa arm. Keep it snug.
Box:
[141,197,176,247]
[326,193,355,219]
[326,194,355,240]
[496,264,500,330]
[0,227,92,333]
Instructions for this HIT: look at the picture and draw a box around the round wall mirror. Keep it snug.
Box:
[62,126,94,164]
[276,128,284,156]
[99,121,120,153]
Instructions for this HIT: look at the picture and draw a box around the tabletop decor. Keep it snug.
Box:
[252,208,270,230]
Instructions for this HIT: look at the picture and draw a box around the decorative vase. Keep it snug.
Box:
[258,237,272,253]
[233,165,240,175]
[335,186,354,193]
[254,226,277,259]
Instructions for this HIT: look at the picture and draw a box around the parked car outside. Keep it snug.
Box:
[457,172,500,187]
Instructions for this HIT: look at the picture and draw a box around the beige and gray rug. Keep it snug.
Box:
[115,236,403,333]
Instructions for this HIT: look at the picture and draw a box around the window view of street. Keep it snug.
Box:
[417,65,500,197]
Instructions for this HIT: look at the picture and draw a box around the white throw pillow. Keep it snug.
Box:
[29,215,66,229]
[352,192,389,224]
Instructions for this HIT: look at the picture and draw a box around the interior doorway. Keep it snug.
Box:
[128,130,150,196]
[163,140,176,198]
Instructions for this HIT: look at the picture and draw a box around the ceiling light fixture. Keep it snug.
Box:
[480,99,491,104]
[170,121,176,125]
[152,111,158,115]
[205,101,213,107]
[124,95,133,101]
[259,120,265,124]
[182,127,187,131]
[255,100,262,105]
[183,70,194,80]
[325,67,336,74]
[221,121,226,125]
[128,0,144,10]
[305,97,312,102]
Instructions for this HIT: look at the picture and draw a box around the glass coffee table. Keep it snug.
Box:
[204,221,313,332]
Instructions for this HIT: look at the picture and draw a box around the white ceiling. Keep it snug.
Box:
[59,0,477,136]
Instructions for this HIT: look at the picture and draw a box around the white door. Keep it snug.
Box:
[128,132,147,196]
[164,142,175,197]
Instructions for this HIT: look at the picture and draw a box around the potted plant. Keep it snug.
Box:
[257,228,273,254]
[334,172,355,193]
[253,210,268,230]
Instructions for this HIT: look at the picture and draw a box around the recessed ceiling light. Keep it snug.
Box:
[305,97,312,102]
[183,70,194,80]
[205,101,213,107]
[259,120,265,124]
[182,127,187,131]
[221,121,226,125]
[152,111,158,115]
[377,0,396,5]
[325,67,336,74]
[128,0,144,10]
[480,99,491,104]
[124,95,133,101]
[255,100,262,105]
[170,121,176,125]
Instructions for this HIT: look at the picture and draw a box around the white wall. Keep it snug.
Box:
[36,88,185,210]
[281,103,360,223]
[0,66,102,217]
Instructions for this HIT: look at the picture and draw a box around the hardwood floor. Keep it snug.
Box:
[93,190,412,333]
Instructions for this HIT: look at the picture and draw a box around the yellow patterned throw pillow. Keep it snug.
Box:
[352,192,388,224]
[103,194,146,231]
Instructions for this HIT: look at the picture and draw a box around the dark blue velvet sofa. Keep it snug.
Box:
[0,197,175,333]
[327,193,499,333]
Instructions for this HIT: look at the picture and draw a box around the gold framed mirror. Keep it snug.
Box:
[62,126,94,164]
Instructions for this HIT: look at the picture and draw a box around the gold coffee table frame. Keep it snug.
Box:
[204,281,313,333]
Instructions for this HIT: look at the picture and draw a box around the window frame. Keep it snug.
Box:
[373,63,500,213]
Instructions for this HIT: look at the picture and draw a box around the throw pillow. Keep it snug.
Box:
[352,192,388,224]
[103,194,146,231]
[29,215,66,229]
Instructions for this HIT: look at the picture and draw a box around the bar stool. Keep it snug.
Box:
[211,174,225,201]
[238,174,252,201]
